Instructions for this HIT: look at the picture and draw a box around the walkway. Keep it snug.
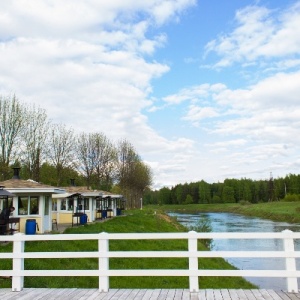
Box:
[0,289,299,300]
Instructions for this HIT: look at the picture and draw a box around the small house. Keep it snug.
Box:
[0,168,65,233]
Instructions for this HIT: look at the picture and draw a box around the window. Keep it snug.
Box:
[60,198,73,211]
[18,196,39,215]
[60,199,66,210]
[0,198,13,211]
[84,198,89,210]
[77,198,89,211]
[52,199,57,211]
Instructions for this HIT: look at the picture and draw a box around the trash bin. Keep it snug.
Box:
[117,208,121,216]
[102,210,107,219]
[80,214,87,224]
[26,219,37,235]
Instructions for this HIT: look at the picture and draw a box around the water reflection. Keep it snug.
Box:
[168,212,300,290]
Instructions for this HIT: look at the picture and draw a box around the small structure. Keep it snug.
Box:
[51,179,125,225]
[0,168,65,233]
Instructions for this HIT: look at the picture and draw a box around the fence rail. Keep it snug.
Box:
[0,230,300,293]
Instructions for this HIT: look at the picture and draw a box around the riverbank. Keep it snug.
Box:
[0,209,256,289]
[147,201,300,224]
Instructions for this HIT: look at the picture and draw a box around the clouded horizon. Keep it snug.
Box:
[1,0,299,189]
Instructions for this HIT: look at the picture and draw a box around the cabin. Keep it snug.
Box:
[51,180,125,226]
[0,168,65,234]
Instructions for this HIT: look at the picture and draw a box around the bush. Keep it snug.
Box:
[239,200,251,205]
[282,193,300,202]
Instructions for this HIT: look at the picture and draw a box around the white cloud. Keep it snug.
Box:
[205,2,300,68]
[0,0,198,189]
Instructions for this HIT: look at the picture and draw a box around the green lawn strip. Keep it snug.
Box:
[150,202,300,224]
[0,209,256,289]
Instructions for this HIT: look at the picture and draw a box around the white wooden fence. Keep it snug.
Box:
[0,230,300,293]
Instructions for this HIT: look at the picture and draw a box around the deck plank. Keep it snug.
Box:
[132,289,147,300]
[0,289,300,300]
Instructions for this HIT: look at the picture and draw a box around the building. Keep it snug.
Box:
[0,168,65,233]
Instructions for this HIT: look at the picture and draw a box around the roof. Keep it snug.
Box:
[0,179,65,194]
[62,186,123,198]
[52,192,81,199]
[0,187,15,197]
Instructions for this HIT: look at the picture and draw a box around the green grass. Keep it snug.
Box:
[149,201,300,223]
[0,209,256,289]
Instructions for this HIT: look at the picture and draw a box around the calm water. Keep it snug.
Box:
[168,211,300,290]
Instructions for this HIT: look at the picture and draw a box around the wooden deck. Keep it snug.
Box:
[0,289,299,300]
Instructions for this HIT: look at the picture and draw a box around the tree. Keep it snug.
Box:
[75,132,97,188]
[199,180,211,204]
[222,185,235,203]
[93,133,117,191]
[0,95,24,179]
[21,105,49,181]
[115,139,152,208]
[46,124,76,186]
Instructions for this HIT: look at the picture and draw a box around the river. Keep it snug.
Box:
[167,211,300,290]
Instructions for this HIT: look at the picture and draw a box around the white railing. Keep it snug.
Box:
[0,230,300,293]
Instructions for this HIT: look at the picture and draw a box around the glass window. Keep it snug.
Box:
[52,199,57,211]
[30,197,39,214]
[44,196,49,215]
[18,196,39,215]
[18,197,28,215]
[84,198,89,210]
[67,199,73,211]
[60,199,66,210]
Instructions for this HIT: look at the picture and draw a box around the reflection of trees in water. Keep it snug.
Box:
[188,215,214,250]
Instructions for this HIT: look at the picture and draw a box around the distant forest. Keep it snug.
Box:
[144,174,300,205]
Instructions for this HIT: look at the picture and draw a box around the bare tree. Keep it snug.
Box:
[46,123,75,186]
[0,95,24,179]
[21,105,49,182]
[116,139,141,208]
[75,132,97,188]
[131,161,152,207]
[93,133,117,190]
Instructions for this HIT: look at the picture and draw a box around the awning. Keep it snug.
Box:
[52,192,81,199]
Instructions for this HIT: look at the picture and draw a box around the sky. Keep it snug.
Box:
[0,0,300,189]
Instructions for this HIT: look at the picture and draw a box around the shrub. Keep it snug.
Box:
[282,193,300,202]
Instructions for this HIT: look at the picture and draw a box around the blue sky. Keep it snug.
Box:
[0,0,300,189]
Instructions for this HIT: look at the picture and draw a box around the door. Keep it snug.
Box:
[43,196,50,232]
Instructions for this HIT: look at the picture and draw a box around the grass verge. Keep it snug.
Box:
[0,209,256,289]
[149,201,300,224]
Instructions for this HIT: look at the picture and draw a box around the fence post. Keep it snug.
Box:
[282,229,298,293]
[12,233,25,292]
[188,230,199,292]
[98,232,109,292]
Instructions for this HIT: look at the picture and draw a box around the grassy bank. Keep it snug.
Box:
[149,201,300,223]
[0,209,255,289]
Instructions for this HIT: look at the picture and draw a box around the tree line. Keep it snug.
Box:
[144,174,300,205]
[0,95,152,208]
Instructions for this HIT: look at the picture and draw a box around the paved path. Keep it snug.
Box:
[0,289,300,300]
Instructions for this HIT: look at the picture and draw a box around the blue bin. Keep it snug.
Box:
[117,208,121,216]
[102,210,107,219]
[26,219,37,235]
[80,214,87,224]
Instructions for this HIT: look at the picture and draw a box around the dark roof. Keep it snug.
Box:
[0,186,15,197]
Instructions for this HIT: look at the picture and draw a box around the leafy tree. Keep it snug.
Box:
[222,185,235,203]
[184,194,193,204]
[199,180,211,204]
[158,187,171,205]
